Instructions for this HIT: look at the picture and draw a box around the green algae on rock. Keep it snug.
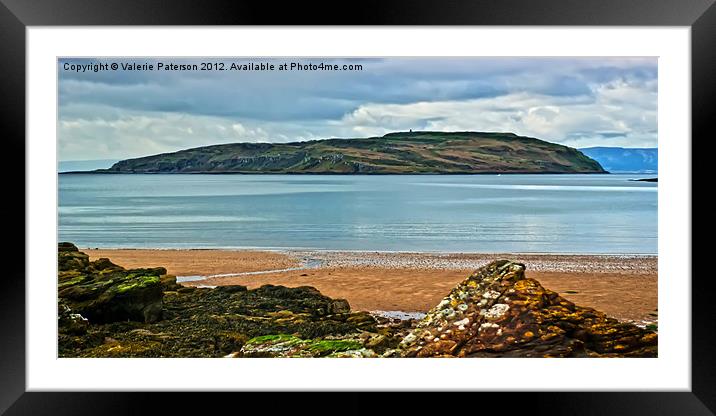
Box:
[240,334,365,357]
[393,260,657,358]
[58,242,164,324]
[60,282,383,358]
[57,244,656,358]
[58,243,389,357]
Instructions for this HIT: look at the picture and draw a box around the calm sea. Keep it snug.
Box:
[58,174,657,254]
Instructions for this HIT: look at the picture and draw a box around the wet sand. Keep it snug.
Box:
[85,248,658,325]
[86,248,300,276]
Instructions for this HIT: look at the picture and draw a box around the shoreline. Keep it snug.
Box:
[60,171,613,175]
[82,247,658,275]
[79,245,658,257]
[84,248,658,326]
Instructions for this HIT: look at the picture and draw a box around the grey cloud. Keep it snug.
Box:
[58,57,658,160]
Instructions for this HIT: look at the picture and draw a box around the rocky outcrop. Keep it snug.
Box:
[394,260,657,357]
[57,244,656,358]
[58,242,90,271]
[58,242,164,324]
[57,243,392,357]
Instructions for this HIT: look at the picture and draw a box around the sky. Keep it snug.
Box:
[58,57,657,161]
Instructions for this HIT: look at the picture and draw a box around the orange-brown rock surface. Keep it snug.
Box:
[396,260,657,357]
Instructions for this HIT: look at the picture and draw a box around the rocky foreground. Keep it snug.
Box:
[58,243,656,358]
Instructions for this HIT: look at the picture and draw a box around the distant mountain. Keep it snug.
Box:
[59,159,119,173]
[578,147,657,173]
[88,132,606,175]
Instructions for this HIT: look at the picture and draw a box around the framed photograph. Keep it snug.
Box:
[3,0,711,413]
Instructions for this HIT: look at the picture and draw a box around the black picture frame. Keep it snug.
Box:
[1,0,711,414]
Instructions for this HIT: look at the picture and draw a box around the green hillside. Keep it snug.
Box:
[97,131,606,174]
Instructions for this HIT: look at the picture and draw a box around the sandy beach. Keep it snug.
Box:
[85,248,658,325]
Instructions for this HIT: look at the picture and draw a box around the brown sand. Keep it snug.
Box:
[86,248,300,276]
[85,249,657,324]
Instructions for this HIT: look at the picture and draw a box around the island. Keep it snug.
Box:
[83,131,607,174]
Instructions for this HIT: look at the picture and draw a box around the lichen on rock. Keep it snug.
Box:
[395,260,657,357]
[57,244,656,358]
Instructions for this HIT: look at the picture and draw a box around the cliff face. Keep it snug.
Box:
[100,131,606,174]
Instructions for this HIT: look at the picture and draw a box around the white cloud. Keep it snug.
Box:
[338,80,657,149]
[58,108,331,160]
[58,57,658,160]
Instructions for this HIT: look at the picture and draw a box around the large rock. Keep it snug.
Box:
[58,243,656,359]
[236,284,352,317]
[69,284,382,358]
[396,260,657,357]
[57,243,382,357]
[58,242,90,271]
[57,243,164,324]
